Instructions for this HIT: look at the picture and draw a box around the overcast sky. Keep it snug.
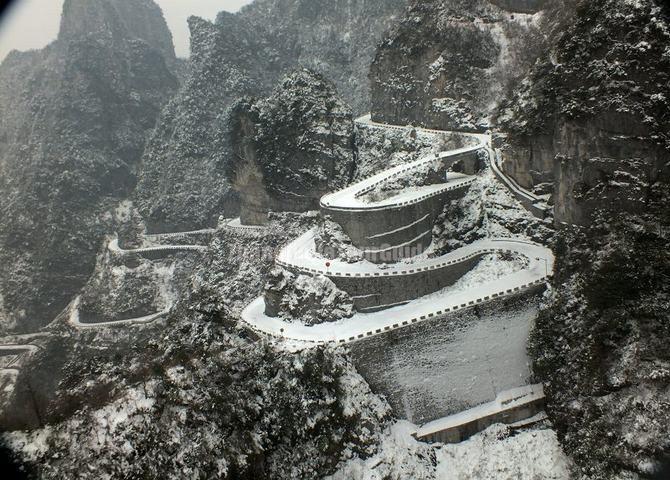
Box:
[0,0,253,61]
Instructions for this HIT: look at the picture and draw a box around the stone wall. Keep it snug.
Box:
[349,290,542,424]
[488,0,548,14]
[323,184,473,264]
[320,149,482,263]
[332,254,481,311]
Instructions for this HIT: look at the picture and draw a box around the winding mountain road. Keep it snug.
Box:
[241,118,554,346]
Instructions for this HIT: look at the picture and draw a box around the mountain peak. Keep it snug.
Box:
[58,0,175,60]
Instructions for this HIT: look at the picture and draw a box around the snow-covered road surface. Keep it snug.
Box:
[242,237,553,345]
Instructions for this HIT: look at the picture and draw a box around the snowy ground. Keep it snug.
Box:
[328,421,573,480]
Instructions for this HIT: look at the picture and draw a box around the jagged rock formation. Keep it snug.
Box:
[134,0,406,232]
[59,0,176,66]
[508,1,670,478]
[264,268,355,325]
[229,69,355,224]
[497,0,670,223]
[0,0,178,332]
[238,0,408,114]
[370,0,547,132]
[78,246,172,324]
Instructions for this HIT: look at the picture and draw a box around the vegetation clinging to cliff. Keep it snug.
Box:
[498,0,670,147]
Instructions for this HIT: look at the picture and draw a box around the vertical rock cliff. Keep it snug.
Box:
[498,0,669,224]
[134,0,406,232]
[0,0,178,332]
[239,0,408,114]
[507,1,670,477]
[370,0,547,132]
[229,69,355,224]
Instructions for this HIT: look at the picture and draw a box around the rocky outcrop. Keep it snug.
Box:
[134,0,406,232]
[228,70,355,224]
[498,0,670,224]
[133,13,279,232]
[264,268,354,325]
[78,245,171,324]
[0,0,178,332]
[370,0,547,132]
[239,0,408,114]
[59,0,176,65]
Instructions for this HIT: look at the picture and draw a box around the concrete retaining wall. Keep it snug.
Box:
[323,183,473,263]
[145,229,215,242]
[110,240,206,261]
[348,290,543,425]
[278,245,523,313]
[419,394,545,444]
[320,148,482,264]
[332,254,481,311]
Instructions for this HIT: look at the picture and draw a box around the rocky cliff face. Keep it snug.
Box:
[498,0,670,220]
[134,0,406,232]
[510,1,670,478]
[370,0,546,132]
[59,0,176,65]
[229,69,355,224]
[532,211,670,479]
[239,0,408,114]
[0,0,178,332]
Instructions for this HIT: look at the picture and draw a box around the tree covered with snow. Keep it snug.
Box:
[7,319,390,479]
[532,207,670,478]
[228,69,355,222]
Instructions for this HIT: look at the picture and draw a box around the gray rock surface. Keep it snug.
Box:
[0,0,178,332]
[134,0,407,232]
[497,0,670,223]
[229,69,355,224]
[370,0,546,132]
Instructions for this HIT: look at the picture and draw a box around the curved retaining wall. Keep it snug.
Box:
[67,296,170,329]
[321,148,483,263]
[275,235,548,314]
[326,182,475,264]
[145,229,215,241]
[242,276,548,346]
[279,247,497,312]
[109,239,206,260]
